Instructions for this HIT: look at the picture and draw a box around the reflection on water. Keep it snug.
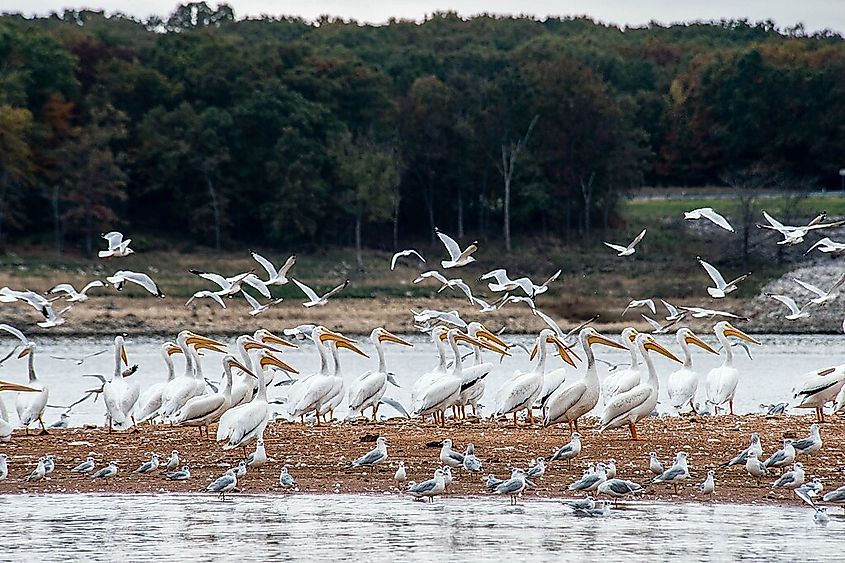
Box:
[1,494,839,561]
[5,333,845,426]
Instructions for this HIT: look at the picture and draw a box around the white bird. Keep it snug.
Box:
[189,269,256,298]
[527,457,546,479]
[602,328,641,399]
[412,308,467,329]
[528,269,562,296]
[622,299,655,316]
[132,454,160,474]
[793,273,845,306]
[413,270,450,288]
[496,328,576,425]
[698,470,716,495]
[667,328,719,413]
[494,468,528,504]
[405,468,446,502]
[652,452,689,493]
[352,436,388,467]
[25,458,47,482]
[457,322,509,418]
[705,322,761,415]
[791,424,823,455]
[46,281,105,303]
[764,439,796,471]
[207,469,237,499]
[745,451,768,484]
[766,293,812,320]
[164,465,191,480]
[697,257,750,298]
[1,379,38,441]
[241,290,283,316]
[648,452,664,476]
[550,432,582,467]
[723,433,764,467]
[0,288,71,327]
[543,328,625,431]
[163,450,180,471]
[409,326,450,410]
[772,463,805,490]
[101,336,140,431]
[278,466,297,489]
[348,328,411,420]
[439,439,465,468]
[678,306,747,321]
[804,237,845,255]
[390,249,425,270]
[480,269,534,296]
[757,211,845,246]
[173,355,254,436]
[92,461,118,479]
[661,300,685,322]
[160,331,226,419]
[98,231,134,258]
[394,461,407,483]
[684,207,734,232]
[435,228,477,268]
[185,290,226,309]
[598,479,643,499]
[70,457,96,474]
[106,270,164,297]
[793,366,845,422]
[250,251,295,285]
[245,438,267,468]
[291,278,348,307]
[603,228,646,257]
[600,333,682,440]
[568,463,608,492]
[14,343,50,434]
[136,341,182,422]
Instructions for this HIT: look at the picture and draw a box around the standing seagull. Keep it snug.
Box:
[250,251,296,285]
[25,458,46,482]
[603,229,646,257]
[390,249,426,270]
[745,452,768,485]
[106,271,164,298]
[649,452,665,476]
[652,452,690,493]
[764,439,796,472]
[698,470,716,495]
[132,454,160,474]
[494,468,528,504]
[279,466,297,489]
[163,450,179,471]
[684,207,734,232]
[435,228,477,268]
[791,424,822,455]
[351,436,388,467]
[723,433,763,467]
[92,461,118,479]
[550,433,582,467]
[394,461,407,484]
[71,457,96,474]
[291,278,349,307]
[207,470,238,500]
[98,232,134,258]
[793,274,845,306]
[772,463,805,490]
[46,281,105,303]
[697,258,750,298]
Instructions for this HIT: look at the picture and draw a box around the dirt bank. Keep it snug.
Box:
[2,415,842,506]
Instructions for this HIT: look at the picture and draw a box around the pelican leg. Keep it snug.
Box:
[451,405,457,419]
[300,415,305,425]
[197,427,203,436]
[38,417,49,435]
[315,408,322,426]
[372,403,379,422]
[574,418,580,431]
[689,400,698,415]
[329,409,335,423]
[568,421,573,433]
[472,404,478,417]
[673,483,678,494]
[628,421,644,441]
[527,409,535,425]
[513,412,518,426]
[131,416,140,433]
[108,418,112,434]
[729,400,734,416]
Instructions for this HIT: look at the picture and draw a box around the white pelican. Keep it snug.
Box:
[290,328,365,424]
[230,334,283,408]
[15,343,50,434]
[136,341,181,422]
[435,228,477,268]
[793,365,845,422]
[160,331,226,418]
[102,336,141,431]
[599,333,682,440]
[291,278,349,307]
[413,329,497,425]
[253,329,298,386]
[348,328,412,420]
[250,250,295,285]
[793,273,845,306]
[46,280,105,303]
[105,270,164,297]
[667,328,719,413]
[495,329,576,425]
[173,355,254,436]
[705,321,761,415]
[98,231,134,257]
[684,207,734,231]
[543,328,626,431]
[320,341,346,422]
[390,249,425,270]
[603,229,646,257]
[457,322,509,418]
[1,380,39,441]
[217,351,297,451]
[410,326,450,406]
[697,257,750,298]
[601,328,640,399]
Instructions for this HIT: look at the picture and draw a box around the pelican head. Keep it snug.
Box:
[451,329,510,357]
[313,326,368,357]
[467,322,510,350]
[163,341,182,356]
[716,322,761,345]
[581,327,627,351]
[223,355,255,378]
[114,335,128,366]
[372,327,413,348]
[17,342,35,358]
[636,333,682,363]
[677,328,719,354]
[622,327,639,343]
[254,329,298,349]
[258,351,299,374]
[529,328,578,367]
[0,379,39,392]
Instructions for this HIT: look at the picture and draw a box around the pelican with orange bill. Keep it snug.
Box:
[348,328,413,421]
[667,328,720,414]
[705,322,762,415]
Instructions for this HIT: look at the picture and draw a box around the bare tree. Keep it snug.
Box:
[721,166,779,268]
[496,115,538,253]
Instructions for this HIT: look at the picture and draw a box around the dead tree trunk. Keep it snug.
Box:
[497,115,538,253]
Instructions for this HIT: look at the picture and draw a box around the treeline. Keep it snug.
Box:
[1,3,844,256]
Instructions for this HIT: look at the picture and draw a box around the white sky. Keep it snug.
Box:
[4,1,844,33]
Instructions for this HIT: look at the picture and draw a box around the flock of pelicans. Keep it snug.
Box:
[2,207,845,522]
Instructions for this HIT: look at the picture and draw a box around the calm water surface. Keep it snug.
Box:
[1,494,841,562]
[6,333,845,426]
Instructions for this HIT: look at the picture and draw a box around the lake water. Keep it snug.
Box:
[2,333,844,427]
[2,493,840,561]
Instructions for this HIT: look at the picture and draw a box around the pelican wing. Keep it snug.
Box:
[601,385,652,429]
[348,372,384,411]
[545,381,586,424]
[174,393,225,424]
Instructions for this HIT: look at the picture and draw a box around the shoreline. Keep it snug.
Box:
[2,416,842,507]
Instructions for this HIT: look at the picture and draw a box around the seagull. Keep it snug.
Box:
[568,464,608,492]
[185,290,226,309]
[0,454,8,480]
[822,484,845,506]
[132,454,160,474]
[677,306,748,320]
[351,436,387,467]
[641,313,682,334]
[684,207,734,232]
[189,269,258,298]
[484,474,504,492]
[413,270,450,288]
[814,507,830,526]
[439,439,465,468]
[494,468,528,504]
[98,231,134,258]
[479,270,535,296]
[471,294,510,312]
[621,298,655,316]
[745,452,768,485]
[411,308,467,329]
[250,251,295,285]
[796,478,824,503]
[232,461,247,478]
[527,457,546,479]
[697,258,750,298]
[279,466,297,489]
[804,237,845,255]
[46,281,105,303]
[528,270,562,296]
[603,229,646,257]
[597,479,643,500]
[437,278,475,303]
[723,433,763,467]
[605,459,617,480]
[792,424,822,455]
[106,270,164,297]
[207,469,237,500]
[406,468,446,502]
[648,452,664,476]
[246,440,267,468]
[435,228,477,268]
[764,439,796,471]
[498,295,536,309]
[661,300,685,321]
[698,470,715,495]
[766,293,812,320]
[241,290,283,316]
[49,349,108,365]
[394,461,407,483]
[757,211,845,246]
[550,432,582,467]
[652,452,689,493]
[25,458,46,482]
[92,461,118,479]
[0,288,72,327]
[772,463,805,490]
[70,457,96,474]
[163,450,180,471]
[463,443,482,472]
[390,249,425,270]
[564,497,596,510]
[291,278,349,307]
[571,500,611,517]
[793,274,845,306]
[164,466,191,480]
[43,455,55,475]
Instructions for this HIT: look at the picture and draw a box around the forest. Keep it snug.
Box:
[1,2,844,257]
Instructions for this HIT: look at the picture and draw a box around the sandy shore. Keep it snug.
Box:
[2,415,842,506]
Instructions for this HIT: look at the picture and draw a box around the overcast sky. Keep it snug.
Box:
[5,1,844,33]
